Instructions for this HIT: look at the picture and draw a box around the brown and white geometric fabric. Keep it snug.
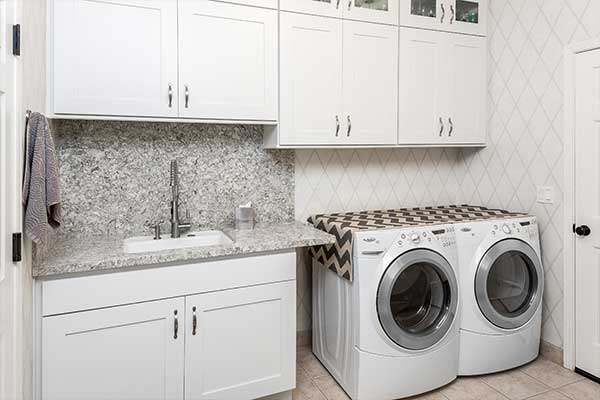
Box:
[307,205,528,281]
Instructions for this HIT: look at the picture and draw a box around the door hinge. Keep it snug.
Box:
[12,233,22,262]
[12,24,20,56]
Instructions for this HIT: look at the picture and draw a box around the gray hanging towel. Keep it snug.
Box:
[22,112,62,244]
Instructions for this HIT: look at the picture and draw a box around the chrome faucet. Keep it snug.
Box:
[170,160,191,238]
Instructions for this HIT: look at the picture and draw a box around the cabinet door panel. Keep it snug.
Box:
[52,0,178,117]
[280,13,343,145]
[400,0,444,31]
[280,0,343,18]
[185,282,295,400]
[448,0,487,36]
[346,0,399,25]
[342,21,398,145]
[398,27,445,144]
[42,298,185,400]
[179,1,277,121]
[445,33,486,145]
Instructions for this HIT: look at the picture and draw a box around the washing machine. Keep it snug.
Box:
[312,224,460,400]
[455,216,544,376]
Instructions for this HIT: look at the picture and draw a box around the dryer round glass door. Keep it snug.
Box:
[377,249,458,351]
[475,239,544,330]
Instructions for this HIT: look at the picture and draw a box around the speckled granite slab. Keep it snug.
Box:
[33,222,335,278]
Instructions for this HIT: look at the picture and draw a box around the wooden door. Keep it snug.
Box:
[279,12,343,145]
[342,20,398,145]
[42,298,185,400]
[52,0,178,117]
[184,282,295,400]
[398,27,445,145]
[0,0,23,399]
[444,32,486,145]
[178,1,277,121]
[574,48,600,380]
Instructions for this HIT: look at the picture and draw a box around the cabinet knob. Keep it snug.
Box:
[348,0,352,11]
[192,306,197,336]
[168,84,173,108]
[440,3,446,23]
[450,5,455,24]
[336,0,340,9]
[173,310,179,340]
[439,117,444,137]
[448,117,453,137]
[185,85,190,109]
[335,115,340,137]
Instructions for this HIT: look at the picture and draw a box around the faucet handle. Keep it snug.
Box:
[153,224,162,240]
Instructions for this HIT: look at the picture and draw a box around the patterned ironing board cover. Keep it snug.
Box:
[307,205,528,281]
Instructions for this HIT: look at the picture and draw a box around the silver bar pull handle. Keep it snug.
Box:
[184,85,189,109]
[441,3,445,23]
[168,84,173,108]
[347,115,352,137]
[439,117,444,136]
[192,306,197,336]
[335,115,340,137]
[348,0,352,11]
[448,117,454,137]
[450,5,454,24]
[336,0,340,9]
[173,310,179,340]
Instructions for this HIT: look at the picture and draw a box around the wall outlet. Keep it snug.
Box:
[536,186,554,204]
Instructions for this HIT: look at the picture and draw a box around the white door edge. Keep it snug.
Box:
[563,36,600,371]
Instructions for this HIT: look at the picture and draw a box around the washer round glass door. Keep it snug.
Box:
[377,249,458,351]
[475,239,544,330]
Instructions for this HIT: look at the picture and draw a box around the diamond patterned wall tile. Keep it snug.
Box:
[294,1,596,347]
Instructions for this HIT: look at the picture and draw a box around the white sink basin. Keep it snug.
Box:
[123,230,233,254]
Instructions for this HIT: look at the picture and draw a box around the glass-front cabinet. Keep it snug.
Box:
[400,0,486,36]
[281,0,399,24]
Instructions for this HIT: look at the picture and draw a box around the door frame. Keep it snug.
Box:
[563,36,600,371]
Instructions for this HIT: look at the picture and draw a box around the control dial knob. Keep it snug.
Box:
[502,224,511,234]
[411,233,421,244]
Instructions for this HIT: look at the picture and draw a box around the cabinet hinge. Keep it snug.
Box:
[12,233,22,262]
[12,24,20,56]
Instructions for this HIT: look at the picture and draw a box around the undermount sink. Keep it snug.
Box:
[123,230,233,254]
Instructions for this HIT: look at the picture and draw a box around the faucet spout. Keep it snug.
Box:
[169,160,191,238]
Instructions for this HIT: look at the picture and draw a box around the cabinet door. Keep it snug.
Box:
[279,12,343,145]
[398,27,445,145]
[400,0,444,31]
[280,0,343,18]
[178,1,277,121]
[444,33,486,145]
[342,21,398,145]
[42,298,185,400]
[447,0,487,36]
[52,0,178,117]
[185,282,295,400]
[345,0,399,25]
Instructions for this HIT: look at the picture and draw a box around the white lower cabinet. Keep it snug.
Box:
[42,298,185,400]
[185,282,295,399]
[38,253,296,400]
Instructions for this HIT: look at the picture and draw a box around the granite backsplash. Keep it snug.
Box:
[52,120,294,238]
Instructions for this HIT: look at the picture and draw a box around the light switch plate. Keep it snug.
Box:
[536,186,554,204]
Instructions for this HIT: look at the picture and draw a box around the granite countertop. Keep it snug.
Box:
[33,222,335,278]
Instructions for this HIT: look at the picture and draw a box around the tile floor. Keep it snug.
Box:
[294,346,600,400]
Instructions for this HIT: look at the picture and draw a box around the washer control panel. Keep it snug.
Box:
[396,226,456,249]
[490,218,538,239]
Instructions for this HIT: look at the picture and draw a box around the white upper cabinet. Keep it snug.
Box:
[178,1,277,121]
[400,0,487,36]
[398,27,445,145]
[398,27,486,145]
[42,298,185,400]
[184,282,295,400]
[279,12,343,145]
[52,0,178,117]
[342,21,398,145]
[280,0,398,24]
[445,33,486,145]
[280,0,343,18]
